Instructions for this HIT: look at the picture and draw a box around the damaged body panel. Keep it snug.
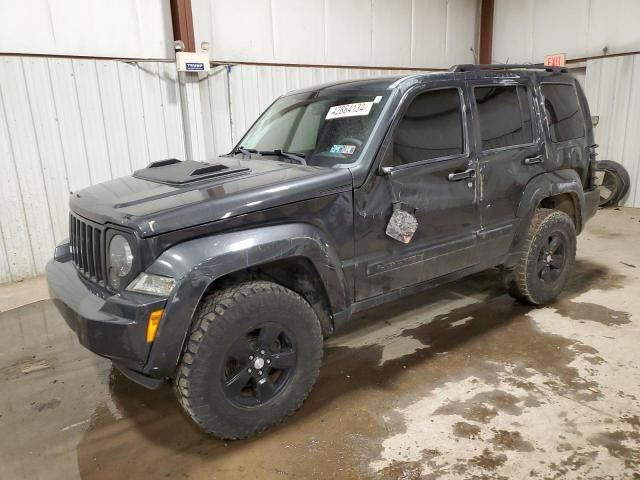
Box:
[47,65,600,437]
[142,222,350,377]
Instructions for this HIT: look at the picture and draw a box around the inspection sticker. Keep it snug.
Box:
[330,144,357,155]
[326,101,374,120]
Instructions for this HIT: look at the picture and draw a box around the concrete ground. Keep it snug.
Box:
[1,208,640,480]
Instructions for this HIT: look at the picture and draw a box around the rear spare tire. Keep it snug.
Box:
[175,280,323,439]
[596,160,630,207]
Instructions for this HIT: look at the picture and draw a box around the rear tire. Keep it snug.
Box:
[175,280,323,439]
[506,208,576,305]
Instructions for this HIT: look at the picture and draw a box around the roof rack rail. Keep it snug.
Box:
[449,63,568,73]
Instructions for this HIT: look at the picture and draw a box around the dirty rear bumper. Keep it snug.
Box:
[46,244,166,388]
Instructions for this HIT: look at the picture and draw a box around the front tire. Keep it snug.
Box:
[506,208,576,305]
[175,280,323,439]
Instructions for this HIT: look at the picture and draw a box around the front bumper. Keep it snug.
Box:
[46,243,167,388]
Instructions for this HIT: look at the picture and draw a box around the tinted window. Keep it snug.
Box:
[392,88,464,165]
[541,84,585,142]
[475,85,533,150]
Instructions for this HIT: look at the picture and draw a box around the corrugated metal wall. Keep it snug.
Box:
[192,0,479,68]
[0,56,186,283]
[0,0,174,59]
[584,54,640,207]
[493,0,640,64]
[198,64,428,158]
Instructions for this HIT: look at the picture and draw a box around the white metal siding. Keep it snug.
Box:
[0,57,185,283]
[584,54,640,207]
[192,0,479,68]
[493,0,640,64]
[0,0,174,59]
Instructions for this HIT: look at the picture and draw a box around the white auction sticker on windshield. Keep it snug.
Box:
[325,102,374,120]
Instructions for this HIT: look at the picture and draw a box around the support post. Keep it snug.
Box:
[479,0,495,64]
[170,0,196,52]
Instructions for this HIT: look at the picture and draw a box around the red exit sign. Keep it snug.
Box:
[544,53,566,67]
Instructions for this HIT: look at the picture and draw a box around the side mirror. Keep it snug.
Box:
[377,142,396,175]
[379,164,393,175]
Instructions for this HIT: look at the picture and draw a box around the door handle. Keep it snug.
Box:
[524,154,544,165]
[447,168,475,182]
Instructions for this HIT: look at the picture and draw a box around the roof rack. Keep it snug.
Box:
[449,63,568,73]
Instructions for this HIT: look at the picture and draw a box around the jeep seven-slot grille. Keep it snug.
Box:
[69,214,105,283]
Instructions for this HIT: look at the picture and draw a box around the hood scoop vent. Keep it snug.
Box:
[133,159,250,186]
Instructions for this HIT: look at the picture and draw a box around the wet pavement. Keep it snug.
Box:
[1,208,640,479]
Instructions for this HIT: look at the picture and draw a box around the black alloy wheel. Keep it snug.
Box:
[222,323,297,407]
[536,233,567,285]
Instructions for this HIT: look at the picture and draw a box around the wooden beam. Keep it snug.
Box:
[170,0,196,52]
[479,0,495,64]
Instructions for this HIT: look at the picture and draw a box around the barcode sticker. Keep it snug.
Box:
[325,102,374,120]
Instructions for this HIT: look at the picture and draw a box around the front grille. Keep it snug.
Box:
[69,213,105,283]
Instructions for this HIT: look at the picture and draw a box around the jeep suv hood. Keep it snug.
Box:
[69,157,352,236]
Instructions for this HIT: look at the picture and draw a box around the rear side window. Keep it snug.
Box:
[392,88,464,165]
[541,84,585,142]
[475,85,533,150]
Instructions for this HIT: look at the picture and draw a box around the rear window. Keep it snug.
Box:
[392,88,464,165]
[475,85,533,150]
[541,84,585,142]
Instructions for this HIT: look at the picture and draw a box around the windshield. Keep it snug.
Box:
[236,90,389,167]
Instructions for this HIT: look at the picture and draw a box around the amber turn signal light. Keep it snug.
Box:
[146,309,164,343]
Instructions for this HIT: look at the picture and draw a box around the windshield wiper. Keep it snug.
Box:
[232,146,258,159]
[259,149,307,165]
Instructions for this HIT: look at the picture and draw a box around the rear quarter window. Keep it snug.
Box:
[541,83,585,142]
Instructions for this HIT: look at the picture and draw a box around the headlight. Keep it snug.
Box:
[108,234,133,289]
[126,273,176,297]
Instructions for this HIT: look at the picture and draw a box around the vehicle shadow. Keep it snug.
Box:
[75,258,624,479]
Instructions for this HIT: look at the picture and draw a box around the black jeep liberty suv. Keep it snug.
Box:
[47,64,600,439]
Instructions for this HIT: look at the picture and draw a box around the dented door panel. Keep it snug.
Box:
[354,157,479,301]
[353,82,480,301]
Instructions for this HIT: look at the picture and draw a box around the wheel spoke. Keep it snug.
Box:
[270,349,296,369]
[258,324,281,349]
[224,369,252,397]
[540,265,552,282]
[227,336,254,361]
[255,377,276,402]
[549,235,561,253]
[549,268,561,282]
[537,259,547,273]
[549,254,564,268]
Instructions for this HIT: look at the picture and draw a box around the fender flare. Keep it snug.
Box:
[142,223,348,377]
[510,169,586,257]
